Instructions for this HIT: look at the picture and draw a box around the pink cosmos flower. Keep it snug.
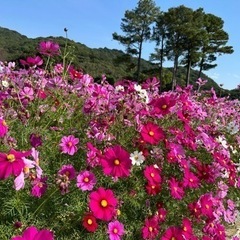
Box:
[77,170,96,191]
[181,218,194,239]
[39,41,60,56]
[89,187,118,221]
[161,226,184,240]
[141,216,159,240]
[101,145,132,179]
[107,220,125,240]
[143,165,161,184]
[140,122,165,145]
[31,177,47,198]
[11,225,54,240]
[29,133,42,148]
[183,170,200,189]
[150,95,176,116]
[0,118,8,137]
[20,56,43,67]
[58,164,76,180]
[0,149,31,180]
[169,177,185,200]
[59,135,79,155]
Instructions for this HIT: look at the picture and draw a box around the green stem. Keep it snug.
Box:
[32,188,58,217]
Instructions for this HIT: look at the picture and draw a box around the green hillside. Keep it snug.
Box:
[0,26,239,98]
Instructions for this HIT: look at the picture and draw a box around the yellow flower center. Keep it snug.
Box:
[150,173,155,178]
[101,199,108,207]
[149,227,153,232]
[87,219,93,225]
[84,177,89,183]
[171,238,176,240]
[114,159,120,165]
[113,228,118,234]
[65,171,70,176]
[2,120,7,126]
[162,104,167,109]
[24,166,29,174]
[7,154,15,162]
[149,131,154,136]
[67,141,72,147]
[183,226,187,231]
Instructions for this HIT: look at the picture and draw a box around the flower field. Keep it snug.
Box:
[0,41,239,240]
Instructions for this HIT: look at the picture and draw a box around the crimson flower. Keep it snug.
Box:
[11,226,54,240]
[82,213,98,232]
[145,182,161,196]
[101,145,132,179]
[0,149,30,180]
[140,122,165,145]
[89,187,118,221]
[39,41,60,56]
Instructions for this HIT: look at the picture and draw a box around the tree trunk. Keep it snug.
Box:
[186,58,191,87]
[159,38,164,93]
[198,57,204,79]
[171,55,178,90]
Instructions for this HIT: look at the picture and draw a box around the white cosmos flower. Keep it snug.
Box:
[130,151,145,166]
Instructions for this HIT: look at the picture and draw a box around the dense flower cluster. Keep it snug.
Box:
[0,41,239,239]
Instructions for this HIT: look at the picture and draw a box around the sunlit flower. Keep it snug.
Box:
[59,135,79,155]
[77,170,96,191]
[89,187,118,221]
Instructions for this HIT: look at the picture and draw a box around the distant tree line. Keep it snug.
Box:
[113,0,233,89]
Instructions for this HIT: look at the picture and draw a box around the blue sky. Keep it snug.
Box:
[1,0,239,90]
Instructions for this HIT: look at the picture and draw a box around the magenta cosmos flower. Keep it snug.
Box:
[150,95,176,116]
[38,41,60,56]
[89,187,118,221]
[107,220,125,240]
[141,216,159,240]
[0,149,30,180]
[11,226,54,240]
[59,135,79,155]
[0,118,8,137]
[101,145,132,179]
[77,170,96,191]
[140,122,165,145]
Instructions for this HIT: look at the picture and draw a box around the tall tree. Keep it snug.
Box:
[163,5,195,90]
[180,8,206,86]
[150,11,168,91]
[112,0,160,82]
[197,13,233,78]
